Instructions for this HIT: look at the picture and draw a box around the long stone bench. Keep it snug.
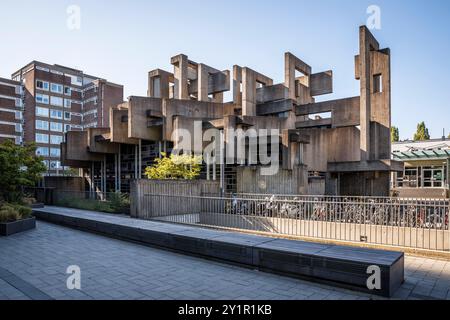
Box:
[33,207,404,297]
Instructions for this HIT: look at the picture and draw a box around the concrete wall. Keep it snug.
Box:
[163,99,224,141]
[65,131,104,161]
[128,97,162,141]
[236,166,308,195]
[110,106,139,144]
[130,179,220,219]
[43,176,86,191]
[339,171,390,197]
[301,127,360,172]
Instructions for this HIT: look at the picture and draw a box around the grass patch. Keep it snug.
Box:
[0,203,32,223]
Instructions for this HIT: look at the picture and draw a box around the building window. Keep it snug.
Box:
[36,147,49,156]
[36,93,49,104]
[36,120,49,130]
[36,133,49,143]
[15,124,22,133]
[36,107,49,117]
[64,87,72,96]
[36,66,50,72]
[69,75,83,86]
[64,99,72,108]
[49,161,61,170]
[15,136,23,145]
[50,83,63,94]
[50,96,63,107]
[36,80,49,91]
[50,109,63,120]
[64,124,71,132]
[64,112,71,120]
[15,85,23,95]
[373,74,383,93]
[50,148,61,157]
[15,111,23,120]
[50,122,63,132]
[15,98,23,108]
[50,135,63,145]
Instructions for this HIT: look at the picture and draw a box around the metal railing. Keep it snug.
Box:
[141,193,450,252]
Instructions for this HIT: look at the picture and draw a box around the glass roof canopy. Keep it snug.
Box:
[392,149,450,161]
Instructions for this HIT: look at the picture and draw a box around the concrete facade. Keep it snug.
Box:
[61,26,402,196]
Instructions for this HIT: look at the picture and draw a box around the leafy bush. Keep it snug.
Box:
[55,193,130,214]
[13,204,32,219]
[0,207,21,223]
[21,197,37,206]
[0,203,31,222]
[0,140,47,202]
[108,192,130,213]
[145,153,202,180]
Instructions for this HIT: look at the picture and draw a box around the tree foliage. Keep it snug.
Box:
[0,140,46,202]
[145,153,202,180]
[391,126,399,142]
[413,122,430,141]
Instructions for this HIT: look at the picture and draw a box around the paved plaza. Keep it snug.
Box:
[0,221,449,300]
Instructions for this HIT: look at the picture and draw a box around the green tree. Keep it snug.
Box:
[0,140,47,202]
[413,122,430,141]
[145,153,202,180]
[391,126,399,142]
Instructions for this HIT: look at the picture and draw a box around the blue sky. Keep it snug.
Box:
[0,0,449,140]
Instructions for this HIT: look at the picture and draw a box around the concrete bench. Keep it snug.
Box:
[33,207,404,297]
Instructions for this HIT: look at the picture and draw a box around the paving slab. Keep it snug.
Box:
[31,206,407,297]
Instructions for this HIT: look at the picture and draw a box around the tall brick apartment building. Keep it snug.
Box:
[4,61,124,175]
[0,78,24,145]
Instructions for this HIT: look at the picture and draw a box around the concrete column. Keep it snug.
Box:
[90,162,94,198]
[138,139,142,179]
[118,144,121,192]
[172,54,189,100]
[233,65,242,106]
[114,154,118,192]
[358,26,379,161]
[134,145,138,179]
[284,53,296,100]
[220,131,225,195]
[198,64,209,102]
[212,92,223,103]
[242,68,256,116]
[100,160,104,197]
[103,156,107,197]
